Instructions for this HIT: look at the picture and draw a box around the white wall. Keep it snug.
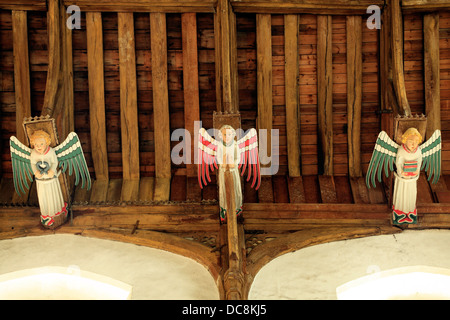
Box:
[0,234,219,300]
[249,230,450,300]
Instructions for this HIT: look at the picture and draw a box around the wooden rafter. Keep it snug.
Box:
[61,0,216,12]
[424,12,441,139]
[230,0,385,14]
[317,15,333,176]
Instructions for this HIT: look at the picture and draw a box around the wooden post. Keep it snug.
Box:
[346,16,362,177]
[424,13,440,139]
[41,0,61,118]
[60,1,74,139]
[391,0,411,117]
[317,15,333,176]
[86,12,109,182]
[182,13,200,178]
[256,14,272,161]
[11,10,32,203]
[151,12,171,200]
[223,170,245,300]
[12,10,31,145]
[87,12,109,202]
[284,14,301,177]
[118,12,140,201]
[215,0,238,112]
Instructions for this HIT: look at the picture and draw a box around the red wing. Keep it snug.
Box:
[198,128,218,189]
[238,128,261,190]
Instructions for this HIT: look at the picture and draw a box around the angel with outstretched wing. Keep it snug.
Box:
[10,130,91,228]
[366,127,441,225]
[198,125,261,221]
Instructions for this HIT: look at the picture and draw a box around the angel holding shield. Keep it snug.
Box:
[198,125,261,222]
[366,127,441,225]
[10,129,91,228]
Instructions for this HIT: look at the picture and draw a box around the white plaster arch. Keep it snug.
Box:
[0,234,219,300]
[248,230,450,300]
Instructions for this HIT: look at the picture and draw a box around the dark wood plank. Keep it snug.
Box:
[350,176,370,204]
[170,175,187,202]
[302,175,321,203]
[287,176,306,203]
[186,176,202,201]
[334,176,353,204]
[257,176,274,203]
[273,175,289,203]
[318,175,337,203]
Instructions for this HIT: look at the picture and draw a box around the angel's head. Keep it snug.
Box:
[218,125,236,146]
[30,130,51,154]
[401,127,422,152]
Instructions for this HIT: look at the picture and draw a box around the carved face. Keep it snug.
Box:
[404,135,420,152]
[33,137,49,154]
[221,128,235,145]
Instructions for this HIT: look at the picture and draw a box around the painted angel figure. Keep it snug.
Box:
[10,130,91,228]
[366,127,441,225]
[198,125,261,222]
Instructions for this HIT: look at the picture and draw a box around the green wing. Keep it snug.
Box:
[55,132,91,190]
[420,129,441,185]
[366,131,399,188]
[10,136,34,196]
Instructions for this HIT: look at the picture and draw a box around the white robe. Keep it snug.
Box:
[392,144,422,223]
[30,147,65,220]
[216,140,242,220]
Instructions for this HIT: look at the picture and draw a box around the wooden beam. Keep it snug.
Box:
[284,14,301,177]
[317,15,333,176]
[402,0,450,12]
[391,0,411,117]
[256,14,272,161]
[86,12,109,181]
[231,0,385,14]
[62,0,216,12]
[11,10,32,203]
[423,13,441,139]
[151,13,171,181]
[182,13,200,177]
[12,10,31,145]
[0,0,46,11]
[118,13,140,188]
[60,1,74,138]
[346,16,362,178]
[41,0,60,118]
[215,0,238,112]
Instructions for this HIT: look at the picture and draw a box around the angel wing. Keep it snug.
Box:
[237,128,261,190]
[198,128,219,189]
[420,129,441,184]
[54,132,91,190]
[10,136,34,196]
[366,131,399,188]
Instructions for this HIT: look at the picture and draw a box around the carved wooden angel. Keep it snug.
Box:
[198,125,261,222]
[366,127,441,225]
[10,130,91,228]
